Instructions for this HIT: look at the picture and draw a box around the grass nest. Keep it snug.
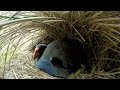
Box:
[0,11,120,79]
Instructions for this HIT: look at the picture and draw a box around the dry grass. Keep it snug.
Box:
[0,51,59,79]
[0,11,120,79]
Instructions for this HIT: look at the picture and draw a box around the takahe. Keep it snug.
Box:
[33,39,86,78]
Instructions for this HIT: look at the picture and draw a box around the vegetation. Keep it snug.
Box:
[0,11,120,79]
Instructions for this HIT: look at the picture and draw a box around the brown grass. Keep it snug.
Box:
[0,11,120,79]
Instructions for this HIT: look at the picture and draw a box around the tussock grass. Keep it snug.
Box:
[0,11,120,79]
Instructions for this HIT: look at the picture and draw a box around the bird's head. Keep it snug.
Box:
[32,44,47,60]
[32,47,40,60]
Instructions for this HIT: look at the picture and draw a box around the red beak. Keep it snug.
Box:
[32,47,40,60]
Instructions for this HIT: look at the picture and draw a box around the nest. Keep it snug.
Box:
[0,11,120,79]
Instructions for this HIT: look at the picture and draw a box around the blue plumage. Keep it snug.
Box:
[34,39,84,78]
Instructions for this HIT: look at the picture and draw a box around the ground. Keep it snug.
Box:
[0,51,59,79]
[0,50,118,79]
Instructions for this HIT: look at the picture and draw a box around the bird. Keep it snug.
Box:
[33,39,87,78]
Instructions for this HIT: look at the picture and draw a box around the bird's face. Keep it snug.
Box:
[32,47,40,60]
[32,44,47,60]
